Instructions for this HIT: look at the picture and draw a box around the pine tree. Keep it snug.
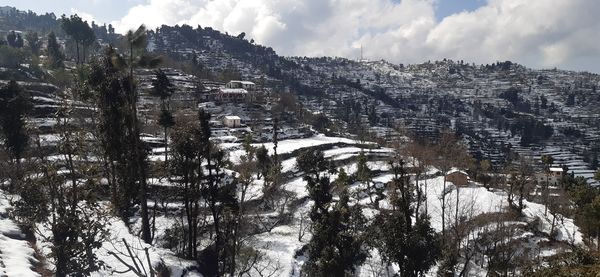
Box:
[25,32,41,55]
[0,80,31,164]
[60,14,95,64]
[6,31,16,47]
[151,69,174,105]
[151,69,175,164]
[14,33,24,48]
[304,190,368,276]
[0,80,31,192]
[255,145,270,180]
[120,24,161,243]
[370,158,440,276]
[194,108,240,276]
[46,32,64,69]
[88,47,149,240]
[298,150,367,276]
[170,124,202,259]
[356,150,374,204]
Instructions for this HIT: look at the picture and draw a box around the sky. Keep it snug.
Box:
[4,0,600,73]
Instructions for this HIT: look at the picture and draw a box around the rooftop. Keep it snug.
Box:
[228,80,256,85]
[219,88,248,93]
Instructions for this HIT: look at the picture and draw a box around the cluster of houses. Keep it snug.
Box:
[201,80,257,129]
[200,80,257,103]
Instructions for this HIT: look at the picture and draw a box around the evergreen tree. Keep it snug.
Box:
[298,150,367,276]
[303,190,368,276]
[61,14,95,64]
[46,31,64,69]
[120,24,161,244]
[356,150,374,204]
[0,80,31,165]
[170,124,203,259]
[25,31,41,55]
[195,109,240,276]
[14,33,24,48]
[255,145,270,180]
[151,69,175,108]
[370,158,440,277]
[151,69,175,164]
[6,30,16,47]
[88,47,147,238]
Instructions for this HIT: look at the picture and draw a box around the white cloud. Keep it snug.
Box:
[426,0,600,70]
[70,8,97,24]
[110,0,600,72]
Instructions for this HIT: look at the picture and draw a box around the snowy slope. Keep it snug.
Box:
[0,196,39,277]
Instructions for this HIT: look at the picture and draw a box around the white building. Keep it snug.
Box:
[535,167,566,185]
[225,80,256,91]
[211,88,250,103]
[223,116,241,128]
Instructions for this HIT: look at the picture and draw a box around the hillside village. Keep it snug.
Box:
[0,6,600,277]
[143,25,600,185]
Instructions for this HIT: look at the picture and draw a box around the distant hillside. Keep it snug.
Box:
[2,6,599,179]
[0,6,61,34]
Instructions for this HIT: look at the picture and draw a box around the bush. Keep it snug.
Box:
[162,222,186,256]
[0,45,26,68]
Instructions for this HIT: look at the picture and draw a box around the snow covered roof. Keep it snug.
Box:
[229,80,255,85]
[224,116,241,120]
[219,88,248,93]
[549,167,564,172]
[198,101,216,107]
[447,168,468,175]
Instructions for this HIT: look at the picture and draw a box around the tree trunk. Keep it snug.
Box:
[424,178,428,216]
[442,174,447,238]
[184,172,193,259]
[544,173,549,216]
[206,145,224,276]
[367,181,374,205]
[128,43,151,244]
[550,213,556,238]
[455,186,460,228]
[164,126,168,165]
[415,175,421,214]
[76,42,80,65]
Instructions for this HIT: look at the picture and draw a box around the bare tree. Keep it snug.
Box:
[107,238,157,277]
[405,141,430,216]
[541,154,554,216]
[506,157,534,213]
[433,130,470,239]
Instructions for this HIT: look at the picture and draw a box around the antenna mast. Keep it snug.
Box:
[360,45,363,60]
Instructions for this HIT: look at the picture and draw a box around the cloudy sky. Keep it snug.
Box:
[6,0,600,72]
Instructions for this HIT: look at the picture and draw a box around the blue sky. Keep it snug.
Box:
[4,0,486,25]
[2,0,143,24]
[434,0,486,20]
